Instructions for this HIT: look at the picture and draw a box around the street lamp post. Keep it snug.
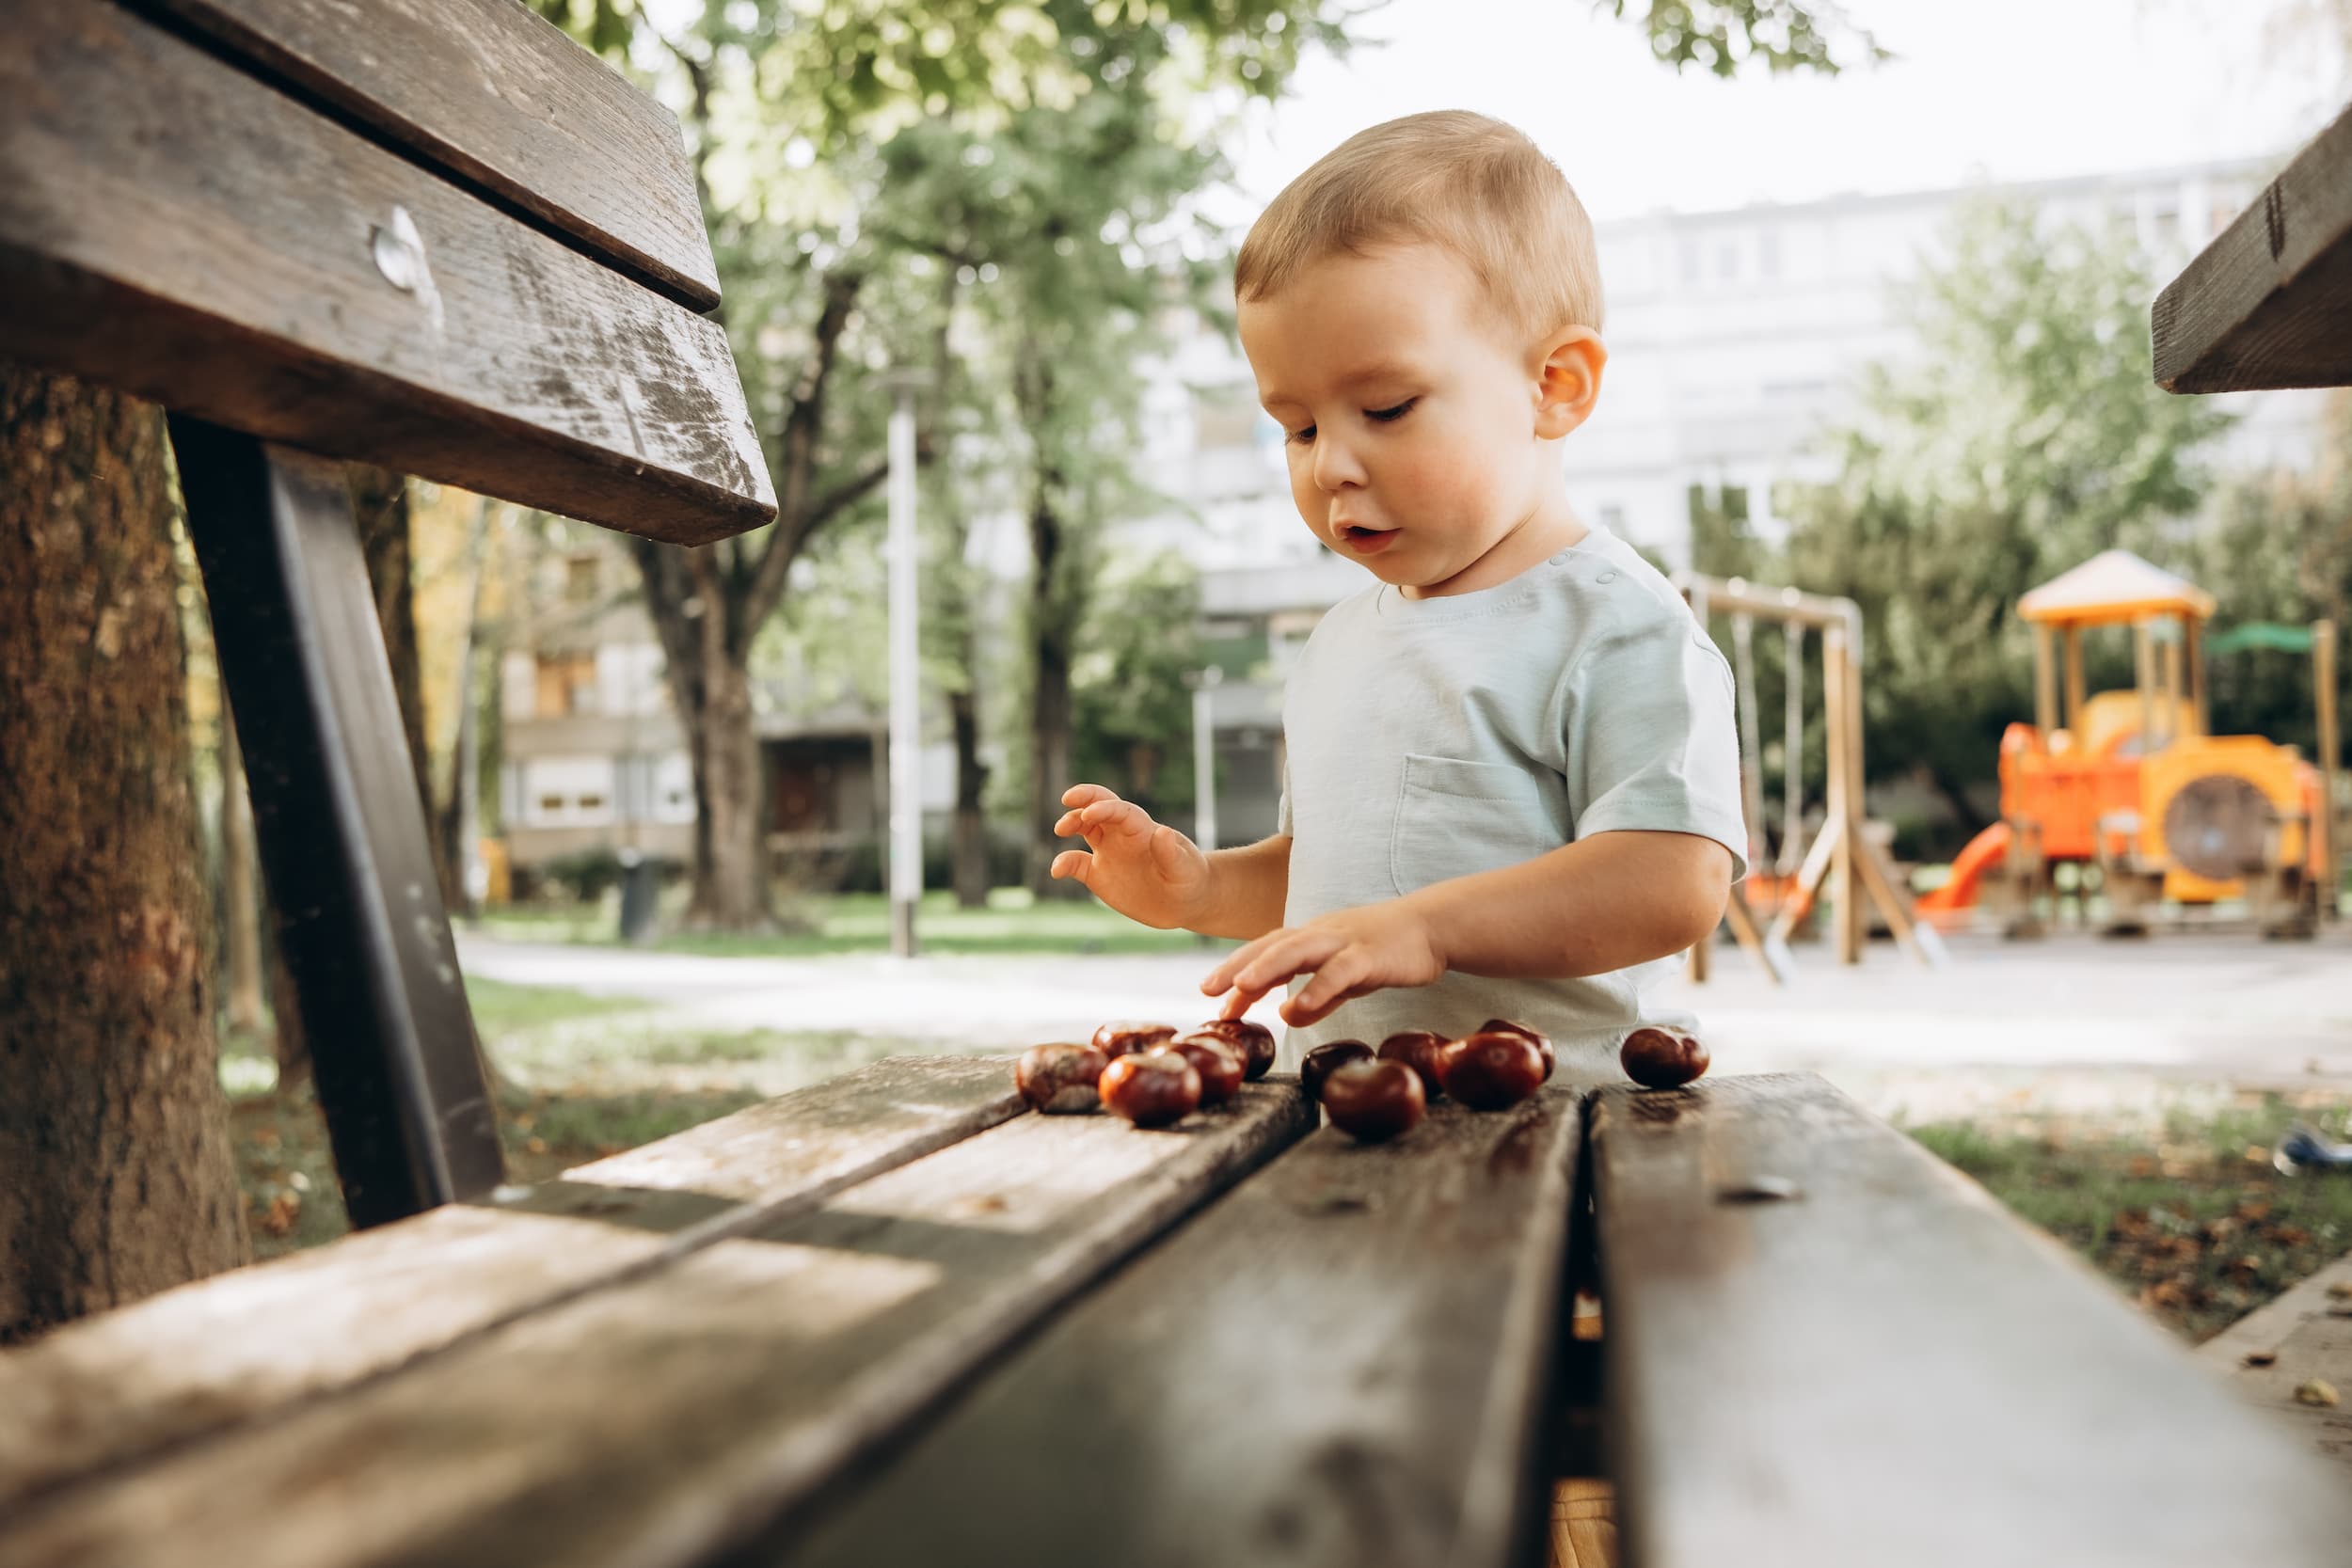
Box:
[1186,666,1222,853]
[884,367,933,958]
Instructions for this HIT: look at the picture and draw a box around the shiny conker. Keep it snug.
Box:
[1184,1018,1277,1081]
[1479,1017,1556,1083]
[1438,1031,1547,1111]
[1620,1026,1709,1089]
[1377,1030,1449,1100]
[1156,1036,1244,1106]
[1014,1042,1109,1114]
[1091,1022,1177,1061]
[1320,1059,1426,1143]
[1100,1050,1201,1128]
[1300,1039,1374,1106]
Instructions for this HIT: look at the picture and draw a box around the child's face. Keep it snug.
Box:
[1238,243,1600,595]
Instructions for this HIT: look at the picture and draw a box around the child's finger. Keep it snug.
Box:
[1226,928,1340,1005]
[1049,850,1092,884]
[1060,784,1119,810]
[1053,810,1086,838]
[1200,928,1285,996]
[1080,800,1155,842]
[1282,949,1374,1024]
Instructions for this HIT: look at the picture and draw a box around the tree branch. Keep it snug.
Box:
[743,267,864,629]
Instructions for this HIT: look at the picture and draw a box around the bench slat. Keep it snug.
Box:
[2153,102,2352,392]
[149,0,721,310]
[7,1076,1314,1568]
[0,1055,1021,1512]
[0,1,772,546]
[1591,1073,2352,1567]
[774,1088,1587,1568]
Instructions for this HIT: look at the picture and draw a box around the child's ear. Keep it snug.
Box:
[1533,327,1606,440]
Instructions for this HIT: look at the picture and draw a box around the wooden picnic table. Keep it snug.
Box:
[5,1059,2347,1568]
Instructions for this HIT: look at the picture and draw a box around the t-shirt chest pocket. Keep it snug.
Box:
[1389,753,1564,898]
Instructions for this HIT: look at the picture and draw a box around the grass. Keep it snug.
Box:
[1907,1092,2352,1341]
[475,886,1225,958]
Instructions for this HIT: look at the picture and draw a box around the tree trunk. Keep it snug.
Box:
[1026,483,1078,898]
[437,498,495,921]
[950,685,991,908]
[218,709,264,1037]
[0,364,250,1344]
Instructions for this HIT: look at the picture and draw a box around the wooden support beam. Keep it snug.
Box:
[2063,624,2087,732]
[2033,623,2058,735]
[1824,623,1862,964]
[2153,100,2352,393]
[2318,620,2340,919]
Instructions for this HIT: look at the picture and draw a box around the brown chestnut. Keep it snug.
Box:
[1100,1051,1201,1128]
[1184,1018,1277,1081]
[1479,1017,1556,1083]
[1620,1026,1709,1089]
[1015,1042,1109,1114]
[1438,1032,1547,1111]
[1155,1036,1244,1106]
[1091,1022,1176,1061]
[1320,1059,1426,1143]
[1300,1039,1374,1106]
[1377,1030,1449,1100]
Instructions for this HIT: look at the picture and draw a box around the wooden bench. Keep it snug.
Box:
[5,1063,2347,1566]
[0,0,774,1228]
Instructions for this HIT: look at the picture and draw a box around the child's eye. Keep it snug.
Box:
[1366,399,1418,423]
[1286,424,1317,446]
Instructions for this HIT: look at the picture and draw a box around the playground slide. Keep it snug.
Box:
[1915,821,2010,915]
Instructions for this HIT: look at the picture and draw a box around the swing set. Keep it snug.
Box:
[1677,576,1947,985]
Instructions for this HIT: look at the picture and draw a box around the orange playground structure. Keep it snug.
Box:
[1916,551,2340,938]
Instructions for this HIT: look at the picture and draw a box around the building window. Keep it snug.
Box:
[1717,242,1740,280]
[534,652,598,717]
[564,554,600,606]
[1758,230,1780,278]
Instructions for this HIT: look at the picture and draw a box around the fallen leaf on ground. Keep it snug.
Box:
[2293,1379,2339,1408]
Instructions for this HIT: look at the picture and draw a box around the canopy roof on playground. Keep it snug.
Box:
[2017,549,2217,627]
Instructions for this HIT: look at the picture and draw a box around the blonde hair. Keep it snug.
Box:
[1234,111,1603,339]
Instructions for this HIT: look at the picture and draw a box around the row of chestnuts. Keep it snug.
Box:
[1302,1018,1558,1144]
[1012,1017,1278,1129]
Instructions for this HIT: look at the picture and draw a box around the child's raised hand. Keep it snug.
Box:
[1200,899,1446,1027]
[1050,784,1212,930]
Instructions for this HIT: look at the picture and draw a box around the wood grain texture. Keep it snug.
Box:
[770,1087,1587,1568]
[2153,102,2352,391]
[0,1056,1020,1513]
[0,1,772,545]
[1591,1073,2352,1568]
[148,0,719,309]
[6,1078,1313,1568]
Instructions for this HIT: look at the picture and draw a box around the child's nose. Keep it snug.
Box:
[1311,434,1365,492]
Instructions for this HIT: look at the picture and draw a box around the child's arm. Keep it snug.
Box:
[1051,784,1290,941]
[1200,831,1730,1027]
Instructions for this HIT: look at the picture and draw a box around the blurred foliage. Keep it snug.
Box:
[2168,391,2352,759]
[1073,550,1204,814]
[1777,198,2234,833]
[1598,0,1884,75]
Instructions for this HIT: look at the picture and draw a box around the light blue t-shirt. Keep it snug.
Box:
[1274,528,1747,1083]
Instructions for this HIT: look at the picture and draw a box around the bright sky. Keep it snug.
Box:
[1229,0,2345,222]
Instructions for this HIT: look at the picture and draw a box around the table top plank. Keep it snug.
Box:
[770,1087,1587,1568]
[7,1077,1313,1568]
[0,1,772,545]
[2153,104,2352,392]
[0,1055,1020,1513]
[148,0,719,310]
[1592,1072,2352,1568]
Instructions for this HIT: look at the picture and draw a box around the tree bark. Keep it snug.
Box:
[347,466,456,907]
[950,685,991,908]
[218,710,264,1037]
[1025,478,1077,898]
[0,364,250,1344]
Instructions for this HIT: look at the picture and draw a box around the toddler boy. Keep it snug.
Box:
[1052,110,1745,1082]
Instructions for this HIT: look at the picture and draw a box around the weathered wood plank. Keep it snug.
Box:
[0,1,772,546]
[772,1087,1587,1568]
[0,1055,1020,1512]
[1591,1073,2352,1568]
[2153,102,2352,391]
[6,1078,1314,1568]
[148,0,720,310]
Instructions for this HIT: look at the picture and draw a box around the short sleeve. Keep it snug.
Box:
[1565,610,1749,881]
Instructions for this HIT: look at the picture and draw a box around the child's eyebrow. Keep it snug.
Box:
[1259,361,1423,411]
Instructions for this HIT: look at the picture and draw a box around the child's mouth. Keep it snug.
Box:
[1340,524,1398,555]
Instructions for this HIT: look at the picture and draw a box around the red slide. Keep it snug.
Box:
[1915,821,2011,916]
